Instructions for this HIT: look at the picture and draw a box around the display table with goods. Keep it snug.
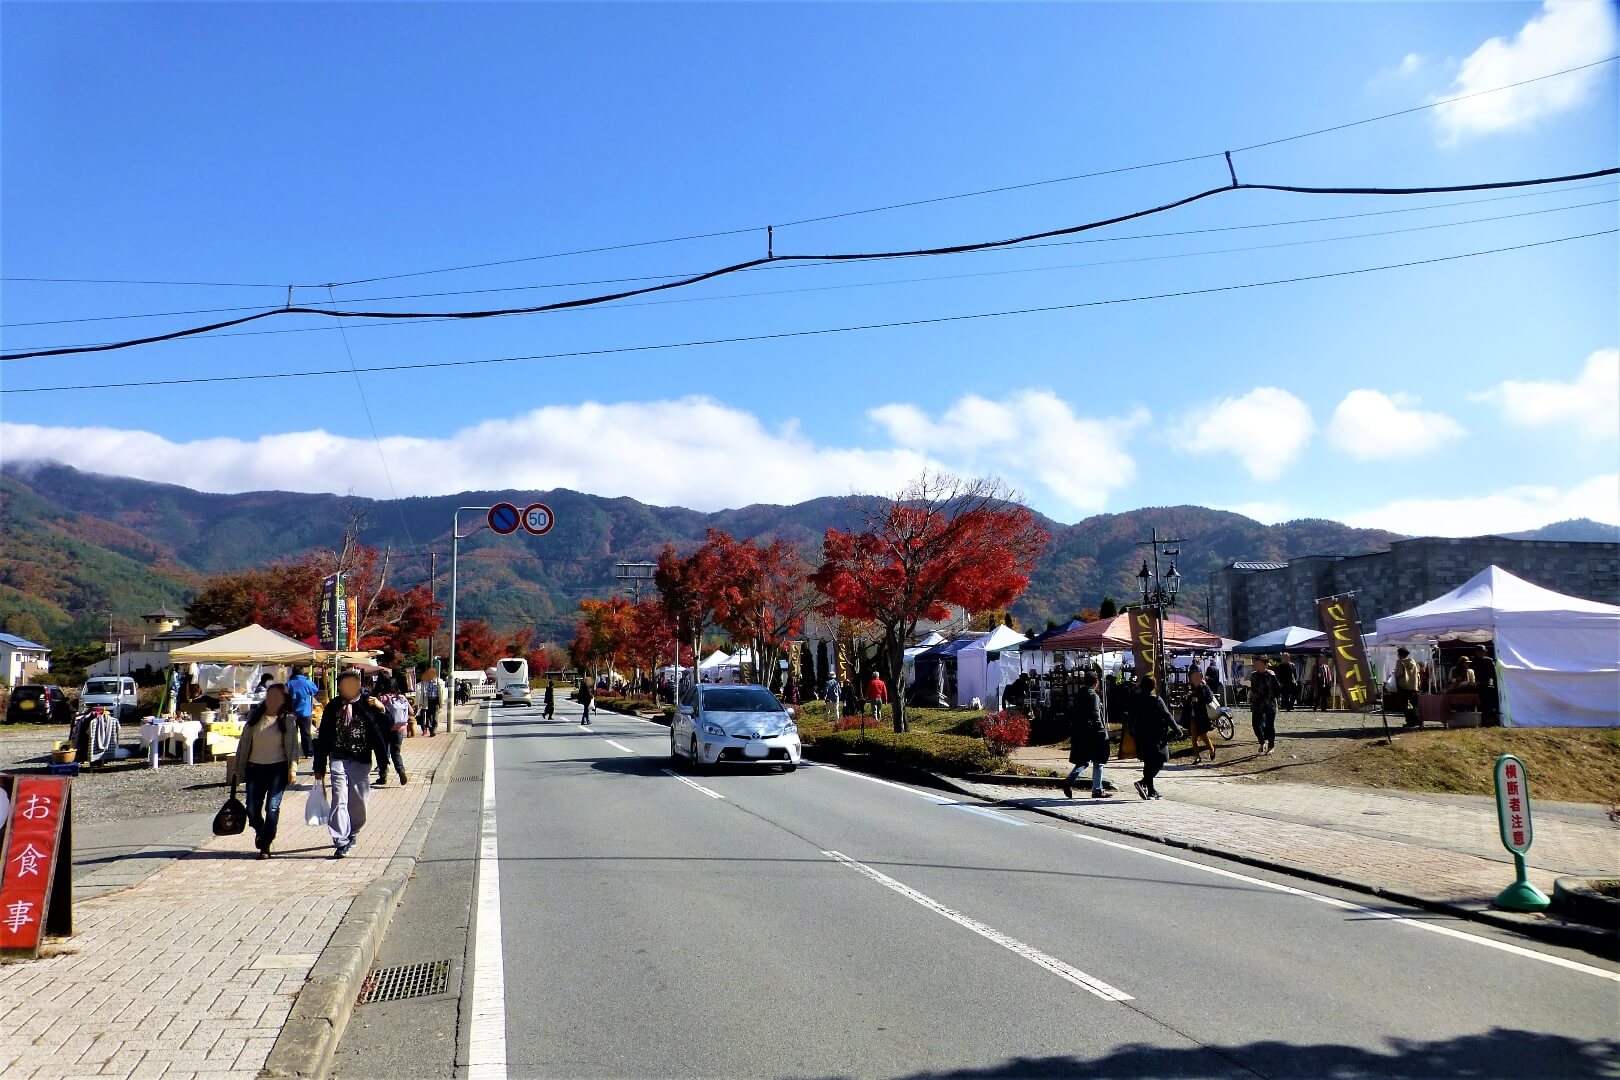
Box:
[139,719,203,767]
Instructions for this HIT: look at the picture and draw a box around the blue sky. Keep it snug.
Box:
[2,1,1616,534]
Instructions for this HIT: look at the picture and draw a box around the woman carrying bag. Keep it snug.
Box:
[1133,676,1183,801]
[237,683,299,858]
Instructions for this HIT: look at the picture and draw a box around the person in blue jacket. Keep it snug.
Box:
[285,666,320,759]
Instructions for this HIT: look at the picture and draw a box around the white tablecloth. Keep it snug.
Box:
[139,720,202,767]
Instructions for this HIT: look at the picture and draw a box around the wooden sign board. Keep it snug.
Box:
[0,775,73,958]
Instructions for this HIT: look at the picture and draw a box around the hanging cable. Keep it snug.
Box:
[2,167,1613,363]
[5,227,1608,395]
[327,285,417,551]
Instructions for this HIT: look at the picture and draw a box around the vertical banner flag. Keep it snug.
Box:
[345,596,359,651]
[318,574,347,651]
[1318,593,1373,708]
[1129,608,1158,689]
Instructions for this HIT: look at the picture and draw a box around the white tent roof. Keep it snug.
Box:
[1375,566,1620,728]
[958,625,1027,653]
[915,631,946,648]
[1375,565,1620,644]
[698,649,732,669]
[168,623,316,664]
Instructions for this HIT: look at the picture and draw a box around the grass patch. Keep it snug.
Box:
[1271,726,1620,804]
[810,728,1004,775]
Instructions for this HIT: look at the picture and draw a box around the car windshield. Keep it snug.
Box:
[701,687,783,713]
[85,680,119,695]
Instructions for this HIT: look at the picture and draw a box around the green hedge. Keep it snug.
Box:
[809,728,1003,775]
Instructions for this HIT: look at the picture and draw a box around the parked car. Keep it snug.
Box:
[671,683,800,772]
[5,685,73,725]
[78,676,140,721]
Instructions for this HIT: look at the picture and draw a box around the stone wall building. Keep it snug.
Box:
[1211,536,1620,642]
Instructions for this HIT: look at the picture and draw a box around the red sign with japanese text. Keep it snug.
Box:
[1494,754,1534,855]
[0,776,70,956]
[1316,594,1374,709]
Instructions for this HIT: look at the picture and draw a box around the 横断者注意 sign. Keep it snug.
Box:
[1495,753,1534,854]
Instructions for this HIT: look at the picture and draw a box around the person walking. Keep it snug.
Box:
[1249,656,1283,756]
[543,679,556,720]
[1181,665,1218,764]
[579,679,594,725]
[285,666,319,759]
[1277,653,1299,712]
[375,675,411,787]
[416,666,442,737]
[1394,647,1421,726]
[1204,660,1224,706]
[865,671,889,726]
[238,683,298,859]
[1312,659,1334,712]
[823,675,842,720]
[1132,676,1181,800]
[1063,672,1112,800]
[313,669,389,859]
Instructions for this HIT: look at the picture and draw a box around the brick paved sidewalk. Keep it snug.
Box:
[952,769,1619,915]
[0,732,456,1080]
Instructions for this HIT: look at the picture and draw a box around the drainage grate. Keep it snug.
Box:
[356,960,450,1004]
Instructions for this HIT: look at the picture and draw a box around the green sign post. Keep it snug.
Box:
[1492,753,1550,912]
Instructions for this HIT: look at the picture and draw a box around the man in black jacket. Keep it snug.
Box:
[313,669,390,859]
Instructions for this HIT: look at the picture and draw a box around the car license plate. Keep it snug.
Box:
[743,741,768,758]
[18,700,34,710]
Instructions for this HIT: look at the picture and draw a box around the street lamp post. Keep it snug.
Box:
[1136,527,1185,696]
[448,505,493,733]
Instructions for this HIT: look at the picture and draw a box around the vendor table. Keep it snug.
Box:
[139,719,202,768]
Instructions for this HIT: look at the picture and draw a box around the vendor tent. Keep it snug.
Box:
[168,624,316,664]
[1043,613,1222,653]
[957,625,1027,708]
[1375,566,1620,728]
[1231,625,1329,655]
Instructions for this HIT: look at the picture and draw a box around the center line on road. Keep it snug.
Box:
[823,850,1133,1002]
[602,739,635,753]
[468,706,508,1080]
[662,768,726,799]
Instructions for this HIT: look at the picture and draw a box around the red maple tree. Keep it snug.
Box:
[811,473,1048,732]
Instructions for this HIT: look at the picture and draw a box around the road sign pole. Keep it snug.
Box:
[448,506,493,735]
[1492,753,1550,912]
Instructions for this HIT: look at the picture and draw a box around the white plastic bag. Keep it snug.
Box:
[304,783,330,827]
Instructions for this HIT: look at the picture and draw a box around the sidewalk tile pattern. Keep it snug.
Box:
[0,734,453,1080]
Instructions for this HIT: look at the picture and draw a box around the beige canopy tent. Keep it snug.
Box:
[168,623,317,664]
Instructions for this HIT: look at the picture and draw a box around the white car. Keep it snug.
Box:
[79,676,139,721]
[671,684,800,772]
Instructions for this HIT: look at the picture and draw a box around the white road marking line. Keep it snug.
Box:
[468,707,508,1080]
[823,850,1132,1002]
[662,768,726,799]
[602,739,635,753]
[1044,822,1620,983]
[807,762,952,803]
[947,803,1027,826]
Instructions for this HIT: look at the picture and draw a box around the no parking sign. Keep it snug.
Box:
[487,503,520,535]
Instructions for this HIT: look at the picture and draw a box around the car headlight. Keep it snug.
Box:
[778,721,797,736]
[702,722,727,737]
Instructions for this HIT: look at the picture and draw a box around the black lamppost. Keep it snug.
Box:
[1136,527,1184,696]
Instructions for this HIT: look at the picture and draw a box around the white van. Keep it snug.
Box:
[79,675,139,720]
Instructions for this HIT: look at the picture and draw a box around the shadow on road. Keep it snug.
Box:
[794,1027,1618,1079]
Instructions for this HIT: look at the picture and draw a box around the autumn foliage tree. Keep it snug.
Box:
[571,597,635,677]
[454,619,504,670]
[811,473,1048,732]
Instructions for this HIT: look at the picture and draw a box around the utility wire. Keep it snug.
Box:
[14,179,1612,353]
[6,227,1608,395]
[328,284,417,552]
[5,54,1613,294]
[3,168,1613,363]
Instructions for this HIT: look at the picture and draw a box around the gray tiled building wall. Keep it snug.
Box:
[1211,538,1620,641]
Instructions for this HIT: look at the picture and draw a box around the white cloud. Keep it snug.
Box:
[1327,389,1465,460]
[868,390,1147,514]
[1344,473,1620,536]
[1,389,1148,518]
[1433,0,1617,143]
[1169,387,1313,481]
[1471,348,1620,440]
[1399,53,1425,77]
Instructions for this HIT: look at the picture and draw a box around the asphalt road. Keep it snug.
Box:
[352,698,1620,1079]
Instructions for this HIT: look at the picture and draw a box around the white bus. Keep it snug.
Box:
[495,657,530,706]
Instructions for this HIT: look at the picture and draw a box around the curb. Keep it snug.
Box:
[260,726,471,1079]
[918,769,1617,960]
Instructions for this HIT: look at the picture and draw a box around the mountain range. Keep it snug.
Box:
[2,461,1612,647]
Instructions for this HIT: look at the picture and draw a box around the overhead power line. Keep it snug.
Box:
[2,167,1613,363]
[4,54,1613,294]
[14,179,1612,354]
[6,227,1609,395]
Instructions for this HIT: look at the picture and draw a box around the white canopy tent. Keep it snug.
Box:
[167,624,315,665]
[1375,566,1620,728]
[957,625,1027,708]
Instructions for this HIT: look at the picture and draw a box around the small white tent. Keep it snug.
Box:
[957,625,1027,709]
[1375,566,1620,728]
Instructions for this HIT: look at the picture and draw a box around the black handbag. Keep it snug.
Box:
[213,782,247,836]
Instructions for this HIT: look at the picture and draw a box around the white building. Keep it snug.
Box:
[0,633,51,685]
